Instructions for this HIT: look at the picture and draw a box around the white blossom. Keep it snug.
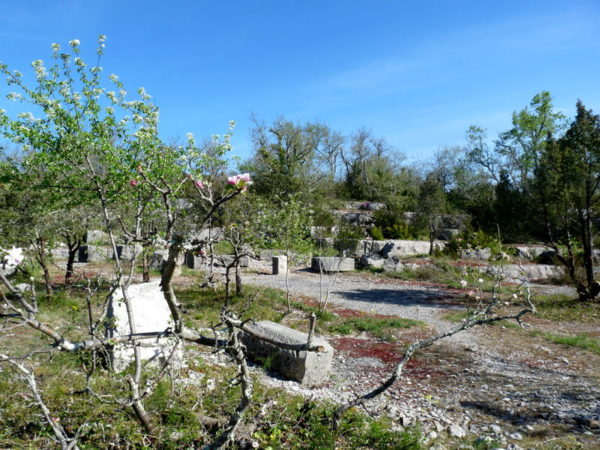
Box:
[460,279,468,287]
[3,247,24,268]
[51,43,60,52]
[69,39,80,47]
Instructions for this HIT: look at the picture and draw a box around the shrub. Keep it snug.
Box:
[333,224,363,256]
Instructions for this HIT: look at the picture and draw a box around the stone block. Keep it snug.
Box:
[78,245,110,262]
[150,250,183,275]
[358,253,384,269]
[241,320,333,386]
[272,255,288,275]
[115,244,143,261]
[484,264,564,281]
[214,255,249,267]
[311,256,355,273]
[50,247,70,260]
[85,230,108,244]
[106,281,182,372]
[185,252,207,269]
[381,240,436,258]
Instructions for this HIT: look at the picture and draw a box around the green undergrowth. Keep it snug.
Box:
[0,350,424,448]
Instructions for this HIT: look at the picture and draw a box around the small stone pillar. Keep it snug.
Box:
[272,255,287,275]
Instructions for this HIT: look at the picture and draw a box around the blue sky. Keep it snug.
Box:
[1,0,599,164]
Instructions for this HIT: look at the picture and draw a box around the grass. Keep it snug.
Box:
[531,331,600,355]
[533,293,600,323]
[441,310,521,329]
[328,316,422,340]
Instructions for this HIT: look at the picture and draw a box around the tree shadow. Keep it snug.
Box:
[332,288,461,309]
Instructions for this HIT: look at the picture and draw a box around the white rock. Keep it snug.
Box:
[448,423,466,438]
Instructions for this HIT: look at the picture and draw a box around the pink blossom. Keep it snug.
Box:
[227,173,253,191]
[129,180,139,187]
[195,180,205,189]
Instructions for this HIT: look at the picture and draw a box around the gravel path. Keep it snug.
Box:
[241,267,600,446]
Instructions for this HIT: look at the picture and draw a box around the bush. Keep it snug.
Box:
[333,224,363,256]
[443,229,503,259]
[372,207,413,239]
[369,226,384,240]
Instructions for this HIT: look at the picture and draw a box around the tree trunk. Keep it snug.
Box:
[65,239,81,285]
[235,263,242,297]
[142,248,150,283]
[35,237,53,299]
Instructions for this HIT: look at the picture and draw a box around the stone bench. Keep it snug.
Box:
[241,320,333,387]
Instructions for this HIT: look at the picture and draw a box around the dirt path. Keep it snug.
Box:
[244,268,600,446]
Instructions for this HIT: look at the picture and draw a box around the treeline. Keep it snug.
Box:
[239,91,600,300]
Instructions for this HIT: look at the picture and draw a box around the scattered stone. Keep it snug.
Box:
[383,256,403,272]
[461,247,492,260]
[490,424,502,434]
[509,432,523,440]
[241,320,334,387]
[311,257,355,273]
[448,423,466,438]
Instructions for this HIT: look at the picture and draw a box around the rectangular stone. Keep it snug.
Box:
[78,245,110,262]
[185,252,207,269]
[311,256,355,273]
[106,281,182,372]
[241,320,333,387]
[272,255,287,275]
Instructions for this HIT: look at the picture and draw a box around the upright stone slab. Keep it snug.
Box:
[272,256,287,275]
[185,252,207,269]
[311,256,355,273]
[78,245,110,262]
[241,320,333,387]
[106,281,182,372]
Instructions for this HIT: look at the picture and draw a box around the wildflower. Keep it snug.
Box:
[460,279,468,288]
[129,180,139,187]
[477,278,484,284]
[69,39,80,47]
[512,293,518,299]
[3,247,24,268]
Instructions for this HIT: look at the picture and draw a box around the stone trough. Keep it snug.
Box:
[241,320,334,387]
[311,256,355,273]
